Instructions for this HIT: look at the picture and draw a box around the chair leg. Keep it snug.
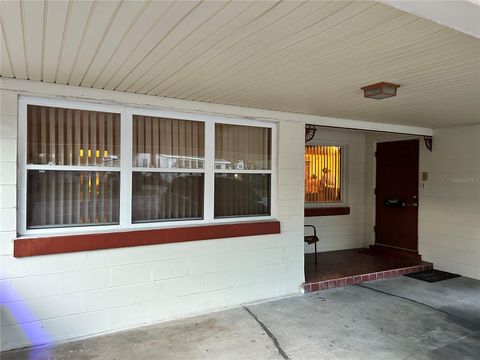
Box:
[314,242,317,266]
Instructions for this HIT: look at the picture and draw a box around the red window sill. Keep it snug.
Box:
[304,207,350,217]
[14,221,281,258]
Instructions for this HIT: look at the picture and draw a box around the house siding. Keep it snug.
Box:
[0,85,305,351]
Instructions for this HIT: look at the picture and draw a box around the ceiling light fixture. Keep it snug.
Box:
[361,82,400,99]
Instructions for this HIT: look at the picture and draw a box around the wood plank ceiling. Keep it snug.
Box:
[1,0,479,128]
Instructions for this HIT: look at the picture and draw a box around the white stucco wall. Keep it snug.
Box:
[304,128,367,253]
[0,82,305,351]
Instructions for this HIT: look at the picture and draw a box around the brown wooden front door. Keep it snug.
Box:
[375,139,419,251]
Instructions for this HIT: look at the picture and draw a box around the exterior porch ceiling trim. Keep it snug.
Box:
[1,0,478,129]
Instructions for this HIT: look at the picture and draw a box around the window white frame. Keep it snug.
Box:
[304,141,348,208]
[18,96,277,236]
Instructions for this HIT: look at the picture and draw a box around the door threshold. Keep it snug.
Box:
[370,244,421,260]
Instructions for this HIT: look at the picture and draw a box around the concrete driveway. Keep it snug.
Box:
[3,276,479,360]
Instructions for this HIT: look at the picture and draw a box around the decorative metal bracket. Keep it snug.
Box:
[305,124,317,143]
[424,136,432,152]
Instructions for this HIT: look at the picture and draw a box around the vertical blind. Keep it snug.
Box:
[214,174,270,217]
[132,115,205,222]
[133,115,204,169]
[215,124,271,170]
[27,105,121,166]
[27,171,119,228]
[305,145,342,203]
[215,124,271,218]
[26,105,121,229]
[132,173,204,222]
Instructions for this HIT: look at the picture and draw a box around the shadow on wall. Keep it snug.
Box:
[1,278,52,358]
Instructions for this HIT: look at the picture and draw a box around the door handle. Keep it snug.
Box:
[407,202,418,208]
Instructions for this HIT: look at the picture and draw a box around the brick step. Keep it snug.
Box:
[303,263,433,293]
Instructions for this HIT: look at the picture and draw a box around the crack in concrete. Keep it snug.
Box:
[356,283,479,330]
[243,306,291,360]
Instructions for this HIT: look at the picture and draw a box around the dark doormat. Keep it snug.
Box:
[404,269,460,283]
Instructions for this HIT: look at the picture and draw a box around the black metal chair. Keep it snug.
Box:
[304,225,319,265]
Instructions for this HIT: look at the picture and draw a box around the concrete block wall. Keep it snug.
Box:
[0,90,17,256]
[418,124,480,279]
[304,128,367,252]
[0,85,305,351]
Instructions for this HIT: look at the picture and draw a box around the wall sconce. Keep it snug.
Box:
[361,82,400,99]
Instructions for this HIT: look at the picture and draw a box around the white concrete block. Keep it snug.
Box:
[0,138,16,161]
[149,296,187,322]
[86,247,132,268]
[62,268,110,293]
[111,263,153,286]
[278,135,304,152]
[130,244,173,263]
[0,185,16,208]
[129,282,160,303]
[278,152,304,169]
[0,162,16,185]
[278,215,304,232]
[277,199,303,216]
[277,184,304,200]
[187,255,222,275]
[185,289,226,314]
[0,231,15,255]
[279,121,304,140]
[0,293,88,326]
[169,239,218,258]
[0,115,17,139]
[86,286,132,312]
[0,208,16,232]
[152,259,188,280]
[109,303,151,331]
[277,168,303,185]
[1,273,63,302]
[0,91,17,116]
[38,310,111,344]
[23,251,89,275]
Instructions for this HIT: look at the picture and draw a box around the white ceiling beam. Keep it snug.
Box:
[381,0,480,39]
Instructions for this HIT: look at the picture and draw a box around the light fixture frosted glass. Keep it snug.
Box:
[361,82,400,99]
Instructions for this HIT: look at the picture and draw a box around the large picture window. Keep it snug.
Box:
[18,98,276,235]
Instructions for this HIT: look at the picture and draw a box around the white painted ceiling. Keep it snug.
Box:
[1,0,479,128]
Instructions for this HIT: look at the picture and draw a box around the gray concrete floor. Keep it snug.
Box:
[3,276,480,360]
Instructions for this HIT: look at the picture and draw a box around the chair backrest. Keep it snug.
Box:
[304,224,317,237]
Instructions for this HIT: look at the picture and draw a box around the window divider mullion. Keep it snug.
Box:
[204,121,215,222]
[120,109,133,228]
[18,98,28,235]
